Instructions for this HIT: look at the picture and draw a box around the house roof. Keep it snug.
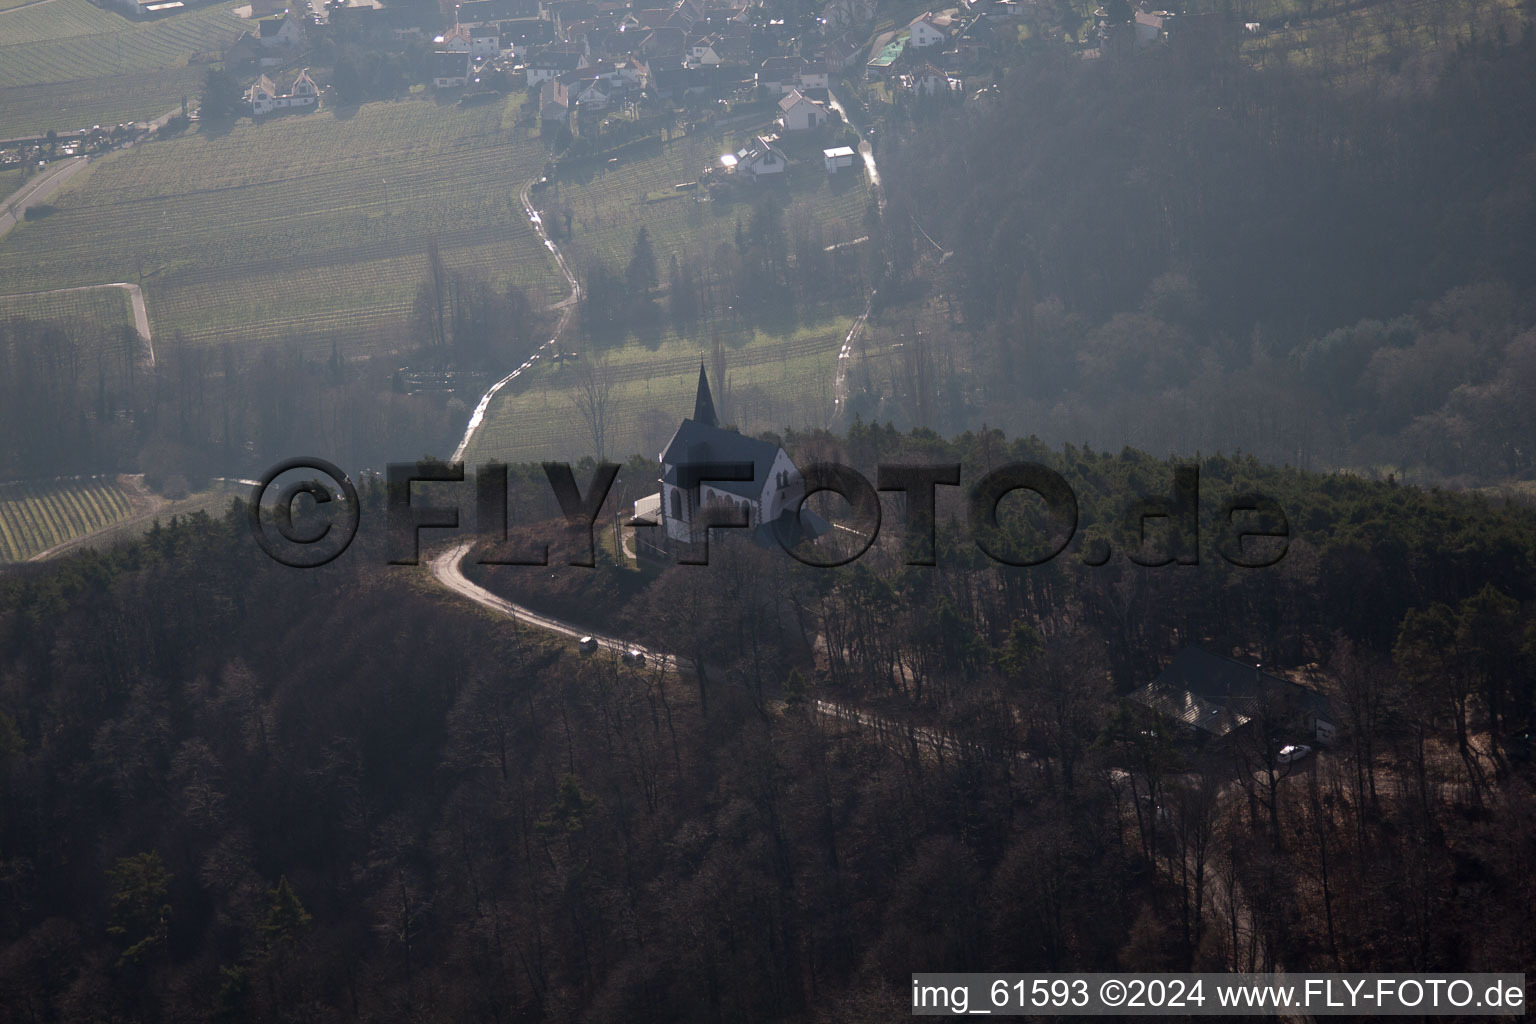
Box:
[257,18,288,37]
[1128,646,1333,737]
[530,47,585,68]
[432,50,472,76]
[823,146,856,158]
[778,88,817,111]
[539,79,569,106]
[738,134,785,163]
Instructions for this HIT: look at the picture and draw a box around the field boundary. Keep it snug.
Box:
[0,280,154,363]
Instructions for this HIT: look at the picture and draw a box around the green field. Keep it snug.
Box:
[0,476,136,561]
[0,0,246,138]
[0,97,562,356]
[466,313,849,465]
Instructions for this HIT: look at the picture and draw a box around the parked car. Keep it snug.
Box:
[1277,743,1312,766]
[621,648,645,666]
[578,636,598,654]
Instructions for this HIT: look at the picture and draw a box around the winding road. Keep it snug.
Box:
[449,174,581,463]
[825,86,884,425]
[0,155,88,240]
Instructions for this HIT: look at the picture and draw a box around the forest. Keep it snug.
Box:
[0,429,1532,1021]
[860,24,1536,482]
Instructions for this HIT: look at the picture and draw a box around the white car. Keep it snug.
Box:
[578,636,598,654]
[1277,744,1312,766]
[621,648,646,666]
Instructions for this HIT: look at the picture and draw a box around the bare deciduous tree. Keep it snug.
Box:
[569,352,615,461]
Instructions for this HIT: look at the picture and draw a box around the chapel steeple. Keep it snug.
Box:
[693,360,718,427]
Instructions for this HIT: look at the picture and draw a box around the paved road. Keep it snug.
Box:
[427,537,987,762]
[429,539,679,668]
[448,174,581,463]
[0,156,88,240]
[825,82,885,424]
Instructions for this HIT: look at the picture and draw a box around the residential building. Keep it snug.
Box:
[721,134,788,179]
[432,49,472,87]
[247,68,320,114]
[1127,647,1337,745]
[778,89,828,131]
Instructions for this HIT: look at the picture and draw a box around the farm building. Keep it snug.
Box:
[823,146,856,173]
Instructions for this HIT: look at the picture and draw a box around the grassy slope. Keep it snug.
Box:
[0,96,561,356]
[0,0,246,138]
[466,313,849,465]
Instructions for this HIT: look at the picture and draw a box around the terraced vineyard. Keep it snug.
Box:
[0,98,560,357]
[0,476,137,562]
[0,0,245,138]
[544,129,871,277]
[0,285,136,332]
[461,126,872,465]
[466,314,850,465]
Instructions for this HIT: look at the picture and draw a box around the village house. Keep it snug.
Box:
[538,78,570,122]
[525,46,588,82]
[558,70,611,109]
[821,31,868,71]
[499,16,554,55]
[721,134,787,179]
[257,10,304,49]
[222,31,262,71]
[904,62,951,95]
[436,23,501,57]
[778,89,828,132]
[687,33,725,64]
[906,10,954,48]
[1128,647,1337,747]
[1135,9,1171,47]
[797,60,830,91]
[637,24,686,59]
[432,49,472,87]
[756,55,802,95]
[247,68,319,115]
